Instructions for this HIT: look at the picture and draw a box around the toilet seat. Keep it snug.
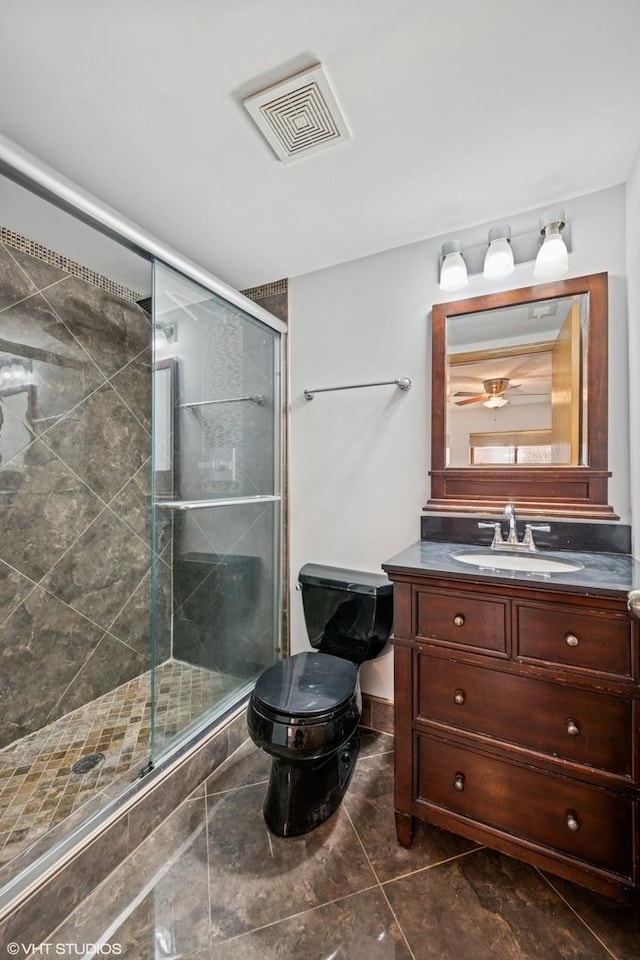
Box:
[251,651,358,724]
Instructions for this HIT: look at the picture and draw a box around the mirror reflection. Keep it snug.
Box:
[446,293,588,468]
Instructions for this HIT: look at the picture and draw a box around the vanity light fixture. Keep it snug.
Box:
[438,212,571,288]
[153,323,177,352]
[483,225,515,280]
[153,328,168,351]
[533,209,569,280]
[0,359,32,387]
[439,240,468,292]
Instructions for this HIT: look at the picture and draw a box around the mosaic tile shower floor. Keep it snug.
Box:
[0,661,238,867]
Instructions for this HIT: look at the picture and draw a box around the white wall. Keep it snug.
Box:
[626,153,640,557]
[289,185,630,700]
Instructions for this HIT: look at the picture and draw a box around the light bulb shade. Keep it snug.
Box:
[534,231,569,279]
[483,395,509,409]
[483,236,514,280]
[153,328,169,350]
[534,212,569,280]
[439,241,468,291]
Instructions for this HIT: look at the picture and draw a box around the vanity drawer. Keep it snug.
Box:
[515,602,633,677]
[417,655,632,776]
[417,734,634,879]
[416,588,507,655]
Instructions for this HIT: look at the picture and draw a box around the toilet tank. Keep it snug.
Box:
[298,564,393,664]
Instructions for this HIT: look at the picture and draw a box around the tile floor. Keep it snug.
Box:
[41,731,640,959]
[0,661,238,868]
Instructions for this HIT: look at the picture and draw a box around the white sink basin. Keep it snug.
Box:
[452,551,584,574]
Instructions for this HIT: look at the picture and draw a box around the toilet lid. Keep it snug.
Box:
[252,652,358,719]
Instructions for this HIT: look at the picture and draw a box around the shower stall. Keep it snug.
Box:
[0,139,285,908]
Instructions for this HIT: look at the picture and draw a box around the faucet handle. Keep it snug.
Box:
[523,522,551,551]
[478,521,504,547]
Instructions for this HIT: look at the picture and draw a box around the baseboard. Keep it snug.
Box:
[360,694,394,735]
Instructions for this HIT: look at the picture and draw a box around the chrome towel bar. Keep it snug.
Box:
[304,377,411,401]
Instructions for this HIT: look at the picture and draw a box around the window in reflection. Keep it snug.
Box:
[469,429,553,465]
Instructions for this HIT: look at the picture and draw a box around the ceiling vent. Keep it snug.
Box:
[243,64,351,163]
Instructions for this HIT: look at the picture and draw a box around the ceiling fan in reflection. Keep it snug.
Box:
[454,377,516,409]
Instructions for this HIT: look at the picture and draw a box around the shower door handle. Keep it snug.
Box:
[154,495,280,510]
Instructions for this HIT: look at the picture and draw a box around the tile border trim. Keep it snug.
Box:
[241,278,288,300]
[1,226,143,303]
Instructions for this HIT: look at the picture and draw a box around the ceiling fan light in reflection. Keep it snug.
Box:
[483,226,515,280]
[483,395,509,409]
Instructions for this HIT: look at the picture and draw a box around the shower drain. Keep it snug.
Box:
[71,753,105,775]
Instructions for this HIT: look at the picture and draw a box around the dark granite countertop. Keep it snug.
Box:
[382,540,640,598]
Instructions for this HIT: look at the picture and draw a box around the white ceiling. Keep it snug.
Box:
[1,0,640,290]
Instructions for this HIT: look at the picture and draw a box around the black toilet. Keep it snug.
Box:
[247,563,393,837]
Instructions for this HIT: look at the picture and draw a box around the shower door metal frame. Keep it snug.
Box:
[150,258,286,761]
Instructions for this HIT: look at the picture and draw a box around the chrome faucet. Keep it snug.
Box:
[478,502,550,552]
[504,502,518,544]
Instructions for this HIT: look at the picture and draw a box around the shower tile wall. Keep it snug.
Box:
[0,235,167,752]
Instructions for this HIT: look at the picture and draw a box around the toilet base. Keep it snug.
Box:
[263,730,360,837]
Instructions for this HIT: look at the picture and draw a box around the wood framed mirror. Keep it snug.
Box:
[427,272,616,518]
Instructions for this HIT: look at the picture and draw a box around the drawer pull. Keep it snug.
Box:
[566,812,580,832]
[564,633,580,647]
[453,773,465,792]
[453,614,465,627]
[454,689,466,706]
[566,719,580,737]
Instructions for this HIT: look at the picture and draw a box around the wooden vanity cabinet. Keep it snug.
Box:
[388,571,640,902]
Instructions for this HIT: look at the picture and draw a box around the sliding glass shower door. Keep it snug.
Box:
[151,263,283,759]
